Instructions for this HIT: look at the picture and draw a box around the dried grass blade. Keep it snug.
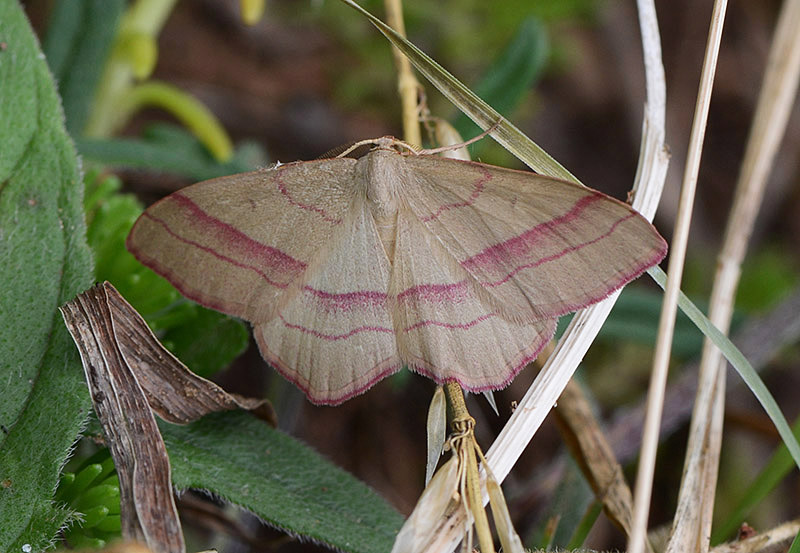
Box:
[667,0,800,550]
[391,458,461,553]
[630,0,729,550]
[426,386,447,484]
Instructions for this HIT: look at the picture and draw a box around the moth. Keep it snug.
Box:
[127,137,667,405]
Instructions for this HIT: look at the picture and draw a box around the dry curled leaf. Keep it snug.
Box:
[102,283,275,426]
[60,282,276,553]
[61,284,185,553]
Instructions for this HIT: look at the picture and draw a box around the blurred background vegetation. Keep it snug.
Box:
[19,0,800,550]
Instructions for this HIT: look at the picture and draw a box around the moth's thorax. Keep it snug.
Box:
[360,149,405,217]
[358,149,405,260]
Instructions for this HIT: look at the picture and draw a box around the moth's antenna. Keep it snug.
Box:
[335,136,418,159]
[417,120,502,156]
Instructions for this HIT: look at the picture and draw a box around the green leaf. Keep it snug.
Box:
[736,246,799,311]
[789,529,800,553]
[158,307,250,378]
[600,287,744,359]
[77,123,267,182]
[42,0,126,136]
[0,1,94,550]
[452,17,549,151]
[527,456,592,549]
[163,411,404,553]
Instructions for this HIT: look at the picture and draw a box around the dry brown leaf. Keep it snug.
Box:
[103,282,275,425]
[61,284,185,553]
[60,282,276,553]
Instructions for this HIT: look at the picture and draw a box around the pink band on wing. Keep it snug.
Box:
[170,193,307,277]
[279,314,394,341]
[480,211,640,288]
[143,211,297,289]
[402,313,496,332]
[302,286,388,311]
[462,192,605,272]
[396,280,472,305]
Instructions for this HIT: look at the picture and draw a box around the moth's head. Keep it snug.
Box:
[370,136,418,156]
[326,136,419,161]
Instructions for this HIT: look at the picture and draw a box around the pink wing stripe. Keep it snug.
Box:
[302,283,481,310]
[402,313,496,332]
[482,211,640,288]
[302,286,388,311]
[275,167,343,224]
[170,193,307,276]
[463,192,606,271]
[420,164,491,222]
[279,314,394,341]
[396,280,472,304]
[143,211,295,289]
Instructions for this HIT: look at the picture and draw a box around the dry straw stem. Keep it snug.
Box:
[665,1,800,551]
[402,0,669,550]
[709,519,800,553]
[628,1,728,552]
[554,379,651,552]
[384,0,422,147]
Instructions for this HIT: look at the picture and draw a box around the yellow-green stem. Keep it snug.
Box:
[384,0,422,147]
[445,382,496,553]
[85,0,178,137]
[116,81,234,161]
[444,381,468,420]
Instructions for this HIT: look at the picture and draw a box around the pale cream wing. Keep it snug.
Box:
[254,198,400,405]
[401,155,667,323]
[390,210,555,391]
[127,158,358,322]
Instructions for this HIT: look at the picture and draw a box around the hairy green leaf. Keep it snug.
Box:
[0,1,94,549]
[164,411,404,553]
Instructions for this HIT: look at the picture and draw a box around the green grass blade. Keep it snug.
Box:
[452,16,548,142]
[76,123,265,181]
[711,414,800,543]
[337,0,577,182]
[647,266,800,472]
[789,528,800,553]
